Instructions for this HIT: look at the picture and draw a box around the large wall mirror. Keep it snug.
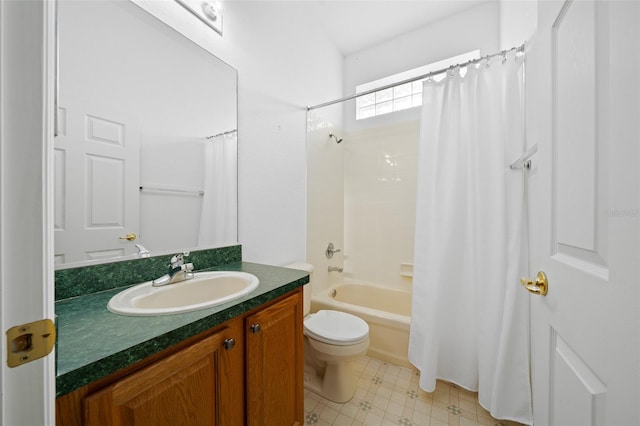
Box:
[55,0,238,268]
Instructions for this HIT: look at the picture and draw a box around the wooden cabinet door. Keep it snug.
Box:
[246,291,304,426]
[83,325,242,426]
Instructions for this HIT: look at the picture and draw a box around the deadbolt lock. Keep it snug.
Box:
[6,319,56,368]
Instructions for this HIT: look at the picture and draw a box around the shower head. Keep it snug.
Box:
[329,132,343,144]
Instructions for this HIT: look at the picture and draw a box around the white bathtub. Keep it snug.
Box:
[310,281,414,369]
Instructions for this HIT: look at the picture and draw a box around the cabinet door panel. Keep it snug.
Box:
[84,331,223,426]
[246,292,304,426]
[116,359,214,425]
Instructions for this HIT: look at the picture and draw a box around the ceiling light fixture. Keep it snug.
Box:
[175,0,223,36]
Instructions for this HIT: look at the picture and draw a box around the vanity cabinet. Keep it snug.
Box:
[56,289,303,426]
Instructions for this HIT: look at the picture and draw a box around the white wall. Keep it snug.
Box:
[136,0,344,265]
[500,0,537,49]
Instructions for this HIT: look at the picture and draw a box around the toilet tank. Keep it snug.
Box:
[285,262,313,315]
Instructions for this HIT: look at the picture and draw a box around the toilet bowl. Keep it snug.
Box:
[304,309,370,402]
[286,263,370,403]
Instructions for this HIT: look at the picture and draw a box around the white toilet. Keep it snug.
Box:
[287,263,370,403]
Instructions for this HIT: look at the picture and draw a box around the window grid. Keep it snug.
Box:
[356,82,424,120]
[355,51,480,120]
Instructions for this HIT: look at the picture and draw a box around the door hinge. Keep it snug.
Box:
[6,319,56,368]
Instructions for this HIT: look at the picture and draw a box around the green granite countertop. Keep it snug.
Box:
[55,262,309,397]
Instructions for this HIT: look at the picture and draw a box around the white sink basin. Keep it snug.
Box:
[108,271,260,316]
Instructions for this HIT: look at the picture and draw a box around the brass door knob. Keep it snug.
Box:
[520,271,548,296]
[119,233,137,241]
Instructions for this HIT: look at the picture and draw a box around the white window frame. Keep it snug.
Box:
[355,50,480,120]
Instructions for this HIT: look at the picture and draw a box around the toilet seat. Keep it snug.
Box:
[304,310,369,346]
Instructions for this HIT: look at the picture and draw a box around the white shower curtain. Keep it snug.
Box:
[198,131,237,247]
[409,51,532,424]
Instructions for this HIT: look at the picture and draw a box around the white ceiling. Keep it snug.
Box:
[297,0,492,55]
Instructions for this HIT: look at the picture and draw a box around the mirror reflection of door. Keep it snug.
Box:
[54,101,140,265]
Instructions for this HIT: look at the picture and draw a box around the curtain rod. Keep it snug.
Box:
[206,129,237,140]
[307,43,525,111]
[139,186,205,196]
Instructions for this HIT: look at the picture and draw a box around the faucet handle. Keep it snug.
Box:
[170,251,190,267]
[135,244,150,257]
[325,243,342,259]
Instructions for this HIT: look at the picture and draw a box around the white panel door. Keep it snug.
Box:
[54,101,140,264]
[527,1,639,425]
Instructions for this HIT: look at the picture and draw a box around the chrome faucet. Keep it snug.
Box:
[328,266,343,273]
[152,251,194,287]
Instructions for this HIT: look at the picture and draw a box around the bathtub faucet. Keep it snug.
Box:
[328,266,343,273]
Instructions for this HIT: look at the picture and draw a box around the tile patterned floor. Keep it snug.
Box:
[304,356,525,426]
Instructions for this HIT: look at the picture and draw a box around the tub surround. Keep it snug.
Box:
[55,246,309,397]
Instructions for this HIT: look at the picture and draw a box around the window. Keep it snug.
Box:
[355,50,480,120]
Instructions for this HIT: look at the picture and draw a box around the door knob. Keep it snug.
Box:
[119,233,137,241]
[520,271,548,296]
[250,324,261,334]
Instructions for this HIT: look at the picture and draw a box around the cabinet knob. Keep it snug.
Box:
[223,338,235,351]
[250,324,261,334]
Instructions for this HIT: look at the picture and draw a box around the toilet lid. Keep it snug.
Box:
[304,310,369,345]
